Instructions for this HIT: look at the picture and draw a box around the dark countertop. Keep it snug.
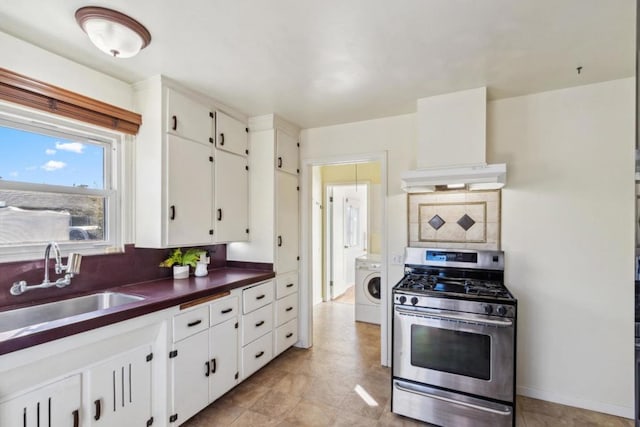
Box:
[0,267,275,356]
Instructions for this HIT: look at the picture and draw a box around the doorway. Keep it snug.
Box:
[325,182,368,303]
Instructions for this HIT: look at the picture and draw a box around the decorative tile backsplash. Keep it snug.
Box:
[408,190,501,250]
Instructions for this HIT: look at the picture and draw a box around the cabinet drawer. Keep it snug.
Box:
[242,280,273,314]
[210,296,239,326]
[242,332,273,379]
[173,305,209,342]
[275,272,298,299]
[275,318,298,356]
[242,304,273,346]
[275,292,298,327]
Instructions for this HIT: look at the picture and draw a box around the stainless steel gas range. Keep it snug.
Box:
[391,248,517,427]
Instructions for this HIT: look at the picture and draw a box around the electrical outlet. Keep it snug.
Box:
[392,254,404,265]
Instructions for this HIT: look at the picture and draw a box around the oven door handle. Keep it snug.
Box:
[394,381,513,416]
[395,307,513,327]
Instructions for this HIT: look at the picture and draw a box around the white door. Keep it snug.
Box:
[167,135,213,246]
[214,149,249,243]
[215,111,248,156]
[172,331,209,424]
[0,375,81,427]
[166,88,212,144]
[276,171,299,274]
[87,345,152,426]
[209,317,239,402]
[275,129,298,175]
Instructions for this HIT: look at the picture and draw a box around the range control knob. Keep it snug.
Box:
[398,296,407,304]
[484,304,493,315]
[496,305,507,316]
[411,297,419,306]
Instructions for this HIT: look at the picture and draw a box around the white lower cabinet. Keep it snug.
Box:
[88,345,153,426]
[170,294,239,425]
[0,375,81,427]
[275,318,298,356]
[241,331,273,379]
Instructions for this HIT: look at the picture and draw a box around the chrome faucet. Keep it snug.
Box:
[10,242,82,296]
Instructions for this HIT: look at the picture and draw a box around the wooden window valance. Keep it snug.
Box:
[0,68,141,135]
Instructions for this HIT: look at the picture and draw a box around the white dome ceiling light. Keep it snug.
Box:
[75,6,151,59]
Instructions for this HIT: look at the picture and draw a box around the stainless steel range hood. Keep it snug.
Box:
[401,87,507,192]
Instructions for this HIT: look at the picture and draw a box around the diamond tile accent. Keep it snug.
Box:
[457,214,476,231]
[428,214,445,230]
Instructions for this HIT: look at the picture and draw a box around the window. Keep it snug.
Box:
[0,104,124,261]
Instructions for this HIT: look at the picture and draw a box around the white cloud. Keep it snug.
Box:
[55,142,84,154]
[45,149,56,155]
[41,160,66,171]
[9,171,18,177]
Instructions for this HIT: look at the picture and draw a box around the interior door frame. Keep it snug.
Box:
[299,152,389,366]
[323,181,370,302]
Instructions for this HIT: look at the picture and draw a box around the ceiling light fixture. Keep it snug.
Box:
[75,6,151,58]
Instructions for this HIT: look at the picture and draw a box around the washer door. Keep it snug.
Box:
[364,273,381,304]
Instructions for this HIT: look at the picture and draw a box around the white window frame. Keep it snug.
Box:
[0,102,126,262]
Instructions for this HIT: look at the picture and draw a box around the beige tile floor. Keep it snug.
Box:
[183,301,633,427]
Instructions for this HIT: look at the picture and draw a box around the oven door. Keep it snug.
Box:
[393,304,514,403]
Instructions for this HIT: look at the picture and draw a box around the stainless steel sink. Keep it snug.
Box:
[0,292,145,334]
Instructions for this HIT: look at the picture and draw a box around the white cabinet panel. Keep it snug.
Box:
[275,318,298,356]
[275,293,298,327]
[241,332,273,379]
[209,318,239,402]
[241,304,273,346]
[0,375,81,427]
[242,280,274,314]
[210,296,239,326]
[88,345,152,426]
[166,88,212,144]
[167,135,213,246]
[275,129,298,175]
[214,150,249,243]
[275,272,298,299]
[171,330,209,425]
[276,172,299,274]
[216,111,248,156]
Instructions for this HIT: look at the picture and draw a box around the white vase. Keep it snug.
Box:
[173,265,189,279]
[194,262,208,277]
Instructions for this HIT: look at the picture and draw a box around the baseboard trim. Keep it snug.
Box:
[516,385,634,419]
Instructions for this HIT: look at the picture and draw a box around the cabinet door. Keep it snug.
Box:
[214,149,249,243]
[167,135,213,246]
[209,317,239,403]
[166,88,212,145]
[276,171,299,274]
[0,375,81,427]
[171,331,209,424]
[275,129,299,175]
[215,111,248,156]
[88,345,152,426]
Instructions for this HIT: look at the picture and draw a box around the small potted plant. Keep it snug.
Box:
[159,248,203,279]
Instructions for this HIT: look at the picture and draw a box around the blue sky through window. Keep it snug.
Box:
[0,125,104,189]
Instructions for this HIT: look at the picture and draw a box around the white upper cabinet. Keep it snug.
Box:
[166,88,212,145]
[276,171,299,274]
[276,129,299,175]
[167,135,214,246]
[215,111,248,156]
[214,149,249,243]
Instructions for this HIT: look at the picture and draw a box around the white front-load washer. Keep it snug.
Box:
[355,254,381,324]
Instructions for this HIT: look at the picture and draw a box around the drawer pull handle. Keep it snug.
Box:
[221,308,233,314]
[255,351,264,359]
[211,358,217,374]
[172,115,178,131]
[255,320,265,327]
[277,236,282,247]
[219,133,225,145]
[187,320,202,327]
[286,332,293,338]
[73,409,80,427]
[205,361,210,377]
[277,156,283,168]
[286,283,294,288]
[94,398,102,420]
[169,205,176,220]
[256,294,265,300]
[286,306,294,312]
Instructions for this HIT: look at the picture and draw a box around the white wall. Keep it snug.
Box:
[488,78,635,417]
[1,31,134,110]
[301,78,635,418]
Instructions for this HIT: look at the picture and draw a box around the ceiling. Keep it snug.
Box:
[0,0,635,129]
